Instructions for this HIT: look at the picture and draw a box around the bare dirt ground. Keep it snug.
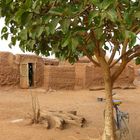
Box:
[0,87,140,140]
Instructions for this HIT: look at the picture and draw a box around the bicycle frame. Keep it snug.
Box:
[114,104,129,130]
[97,95,132,139]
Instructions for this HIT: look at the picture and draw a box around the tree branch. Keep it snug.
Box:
[70,5,91,19]
[111,61,128,83]
[130,24,139,33]
[110,49,133,68]
[108,45,117,65]
[78,45,100,66]
[111,45,140,80]
[121,38,129,58]
[128,52,140,62]
[110,45,140,68]
[90,29,103,58]
[116,5,123,21]
[136,28,140,34]
[127,45,140,61]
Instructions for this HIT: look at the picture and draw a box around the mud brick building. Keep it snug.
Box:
[0,52,138,90]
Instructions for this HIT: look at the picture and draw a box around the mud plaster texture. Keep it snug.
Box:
[16,54,44,88]
[133,65,140,85]
[0,52,44,88]
[0,52,20,87]
[44,65,75,90]
[0,52,138,90]
[44,58,59,66]
[74,62,135,89]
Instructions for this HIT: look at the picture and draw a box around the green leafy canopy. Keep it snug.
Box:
[0,0,140,64]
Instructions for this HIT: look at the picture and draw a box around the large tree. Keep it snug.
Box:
[0,0,140,139]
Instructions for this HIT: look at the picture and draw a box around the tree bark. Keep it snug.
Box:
[90,40,116,139]
[100,61,116,140]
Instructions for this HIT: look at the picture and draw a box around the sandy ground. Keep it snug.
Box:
[0,87,140,140]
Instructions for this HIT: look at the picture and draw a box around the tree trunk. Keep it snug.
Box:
[91,47,116,139]
[102,67,116,140]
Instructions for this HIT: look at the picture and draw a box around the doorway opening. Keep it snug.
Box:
[28,63,34,87]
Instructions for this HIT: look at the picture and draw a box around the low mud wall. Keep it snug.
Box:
[0,52,44,88]
[133,65,140,85]
[0,52,20,87]
[113,65,134,88]
[0,52,136,90]
[16,54,44,88]
[75,63,135,89]
[44,66,75,90]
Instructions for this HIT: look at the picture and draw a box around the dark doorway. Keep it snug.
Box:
[28,63,34,87]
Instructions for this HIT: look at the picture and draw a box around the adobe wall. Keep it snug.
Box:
[74,63,87,89]
[91,65,134,87]
[0,52,136,90]
[126,61,140,85]
[0,52,20,87]
[113,65,134,87]
[44,66,75,90]
[90,66,104,87]
[133,65,140,85]
[75,63,135,89]
[75,63,93,89]
[0,52,44,88]
[16,54,44,87]
[44,58,59,66]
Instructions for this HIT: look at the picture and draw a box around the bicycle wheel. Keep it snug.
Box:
[118,118,133,140]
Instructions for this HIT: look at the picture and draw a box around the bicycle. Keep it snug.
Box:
[97,93,133,140]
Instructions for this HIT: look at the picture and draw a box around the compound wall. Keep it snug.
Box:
[0,52,136,90]
[0,52,19,87]
[133,65,140,85]
[0,52,44,88]
[16,54,44,88]
[44,66,75,90]
[75,63,135,89]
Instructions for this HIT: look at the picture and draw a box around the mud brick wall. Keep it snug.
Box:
[0,52,44,88]
[44,66,50,89]
[85,65,94,88]
[75,63,93,89]
[134,65,140,86]
[75,64,104,89]
[75,63,135,89]
[90,65,135,88]
[36,58,44,87]
[0,52,20,87]
[44,66,75,90]
[135,68,140,81]
[0,52,135,89]
[91,66,104,87]
[16,54,44,88]
[44,58,59,66]
[75,63,87,89]
[113,65,134,87]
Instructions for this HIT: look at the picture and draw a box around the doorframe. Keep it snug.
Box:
[20,62,37,88]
